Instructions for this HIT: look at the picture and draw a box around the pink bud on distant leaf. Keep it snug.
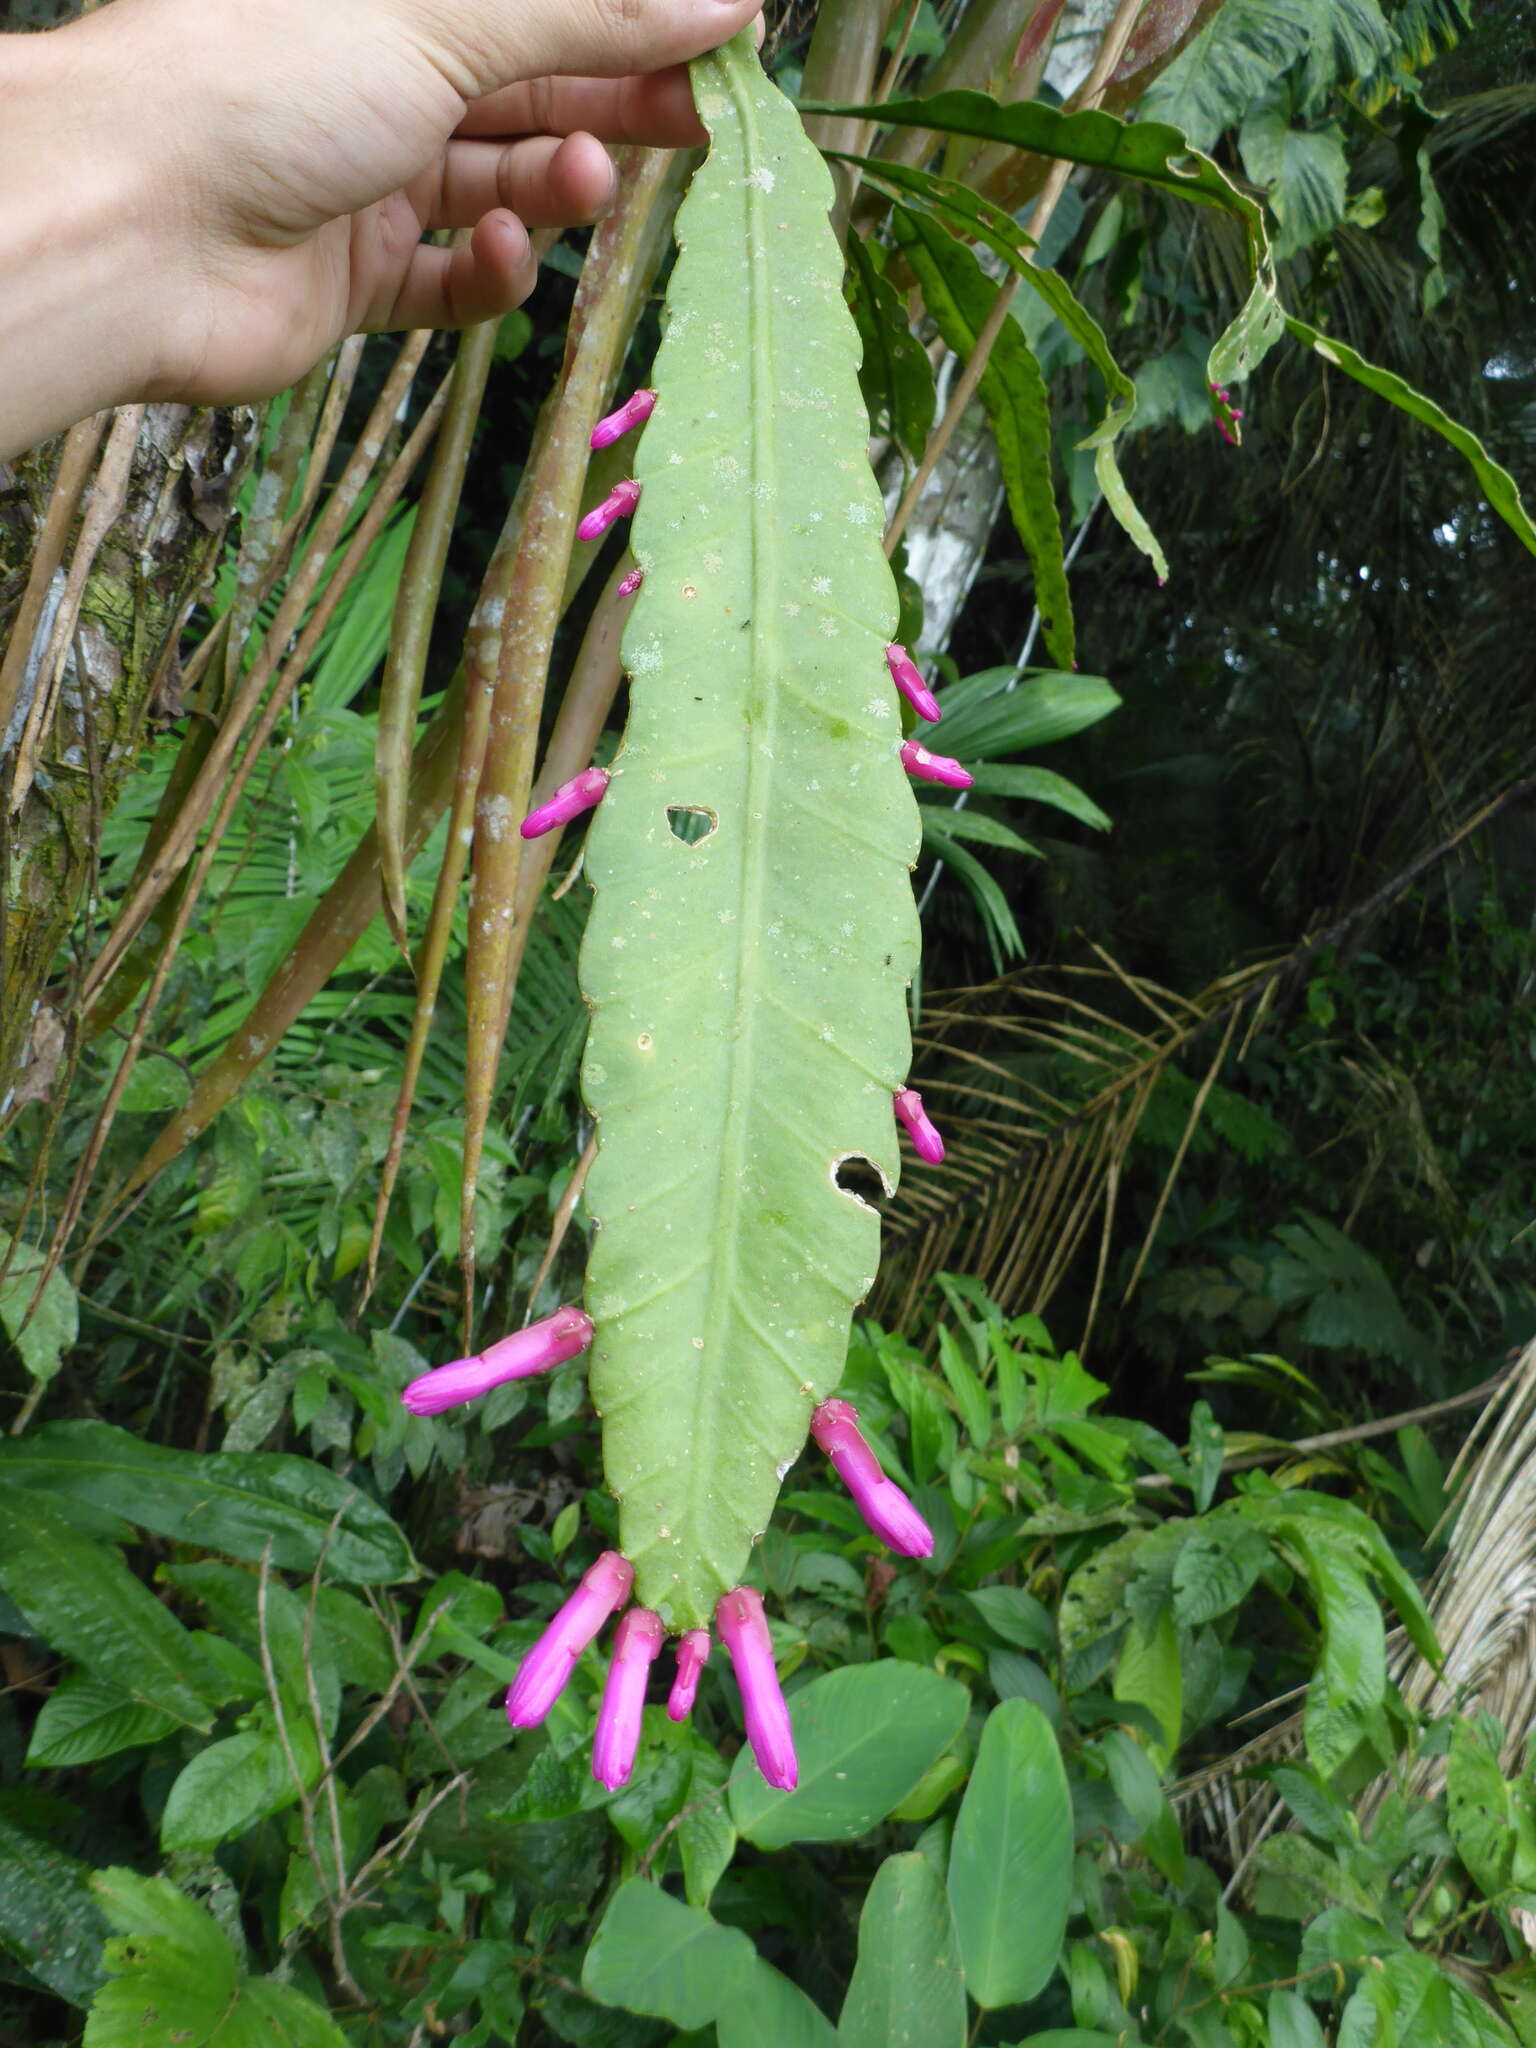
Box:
[577,478,641,543]
[885,643,942,723]
[593,1607,664,1790]
[591,390,656,451]
[401,1306,593,1415]
[900,741,972,790]
[716,1587,797,1791]
[617,565,645,598]
[520,766,610,840]
[811,1398,934,1557]
[506,1551,633,1729]
[667,1630,711,1722]
[894,1087,945,1164]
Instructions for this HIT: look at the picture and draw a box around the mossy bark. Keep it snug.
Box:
[0,404,260,1110]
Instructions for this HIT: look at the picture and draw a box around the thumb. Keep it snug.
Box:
[396,0,764,98]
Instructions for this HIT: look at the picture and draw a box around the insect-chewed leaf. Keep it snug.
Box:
[579,30,920,1630]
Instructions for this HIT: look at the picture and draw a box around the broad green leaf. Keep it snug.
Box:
[0,1816,108,2008]
[1284,315,1536,559]
[0,1484,231,1730]
[1013,2036,1123,2047]
[965,1585,1055,1655]
[84,1869,347,2048]
[0,1232,78,1383]
[839,1853,966,2048]
[580,32,922,1628]
[891,205,1073,669]
[1172,1522,1270,1628]
[948,1700,1073,2010]
[0,1420,415,1584]
[718,1957,838,2048]
[160,1730,304,1851]
[679,1744,736,1909]
[1268,1989,1328,2048]
[729,1662,968,1848]
[1446,1719,1515,1896]
[1113,1607,1183,1769]
[25,1672,177,1768]
[932,669,1120,757]
[966,764,1111,830]
[581,1879,753,2031]
[1238,98,1348,253]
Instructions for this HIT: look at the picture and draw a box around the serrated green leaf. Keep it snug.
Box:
[891,205,1073,668]
[25,1672,177,1768]
[729,1662,968,1848]
[580,33,921,1628]
[0,1420,415,1584]
[0,1485,231,1730]
[846,231,935,458]
[83,1869,346,2048]
[839,1852,966,2048]
[847,154,1166,581]
[809,86,1283,387]
[948,1699,1072,2010]
[1284,316,1536,559]
[0,1816,108,2007]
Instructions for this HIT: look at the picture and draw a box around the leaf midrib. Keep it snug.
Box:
[688,42,784,1596]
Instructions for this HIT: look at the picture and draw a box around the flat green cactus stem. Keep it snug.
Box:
[578,29,922,1630]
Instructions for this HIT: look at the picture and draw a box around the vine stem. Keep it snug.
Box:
[884,0,1147,557]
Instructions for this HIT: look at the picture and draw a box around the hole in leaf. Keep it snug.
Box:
[667,805,718,845]
[832,1151,893,1214]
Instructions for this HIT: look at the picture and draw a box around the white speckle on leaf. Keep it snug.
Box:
[845,502,872,525]
[745,167,777,193]
[811,576,832,594]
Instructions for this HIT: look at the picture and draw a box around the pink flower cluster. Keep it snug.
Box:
[1210,381,1246,447]
[399,1310,935,1791]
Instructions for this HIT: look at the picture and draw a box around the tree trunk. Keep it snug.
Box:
[0,403,259,1113]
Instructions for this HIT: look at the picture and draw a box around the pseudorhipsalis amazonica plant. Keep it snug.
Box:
[400,28,961,1792]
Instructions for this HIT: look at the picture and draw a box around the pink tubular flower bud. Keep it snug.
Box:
[894,1087,945,1165]
[593,1607,664,1790]
[617,565,644,598]
[506,1551,633,1729]
[900,740,972,790]
[885,643,942,724]
[520,766,610,841]
[811,1398,934,1558]
[667,1629,711,1722]
[576,477,641,544]
[401,1305,594,1416]
[591,389,657,451]
[716,1587,797,1791]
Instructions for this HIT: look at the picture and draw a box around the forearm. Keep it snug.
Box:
[0,19,176,462]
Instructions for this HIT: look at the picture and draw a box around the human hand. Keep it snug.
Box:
[0,0,761,453]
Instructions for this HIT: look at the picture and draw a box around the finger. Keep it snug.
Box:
[363,209,539,333]
[455,66,707,148]
[389,0,764,97]
[426,133,616,231]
